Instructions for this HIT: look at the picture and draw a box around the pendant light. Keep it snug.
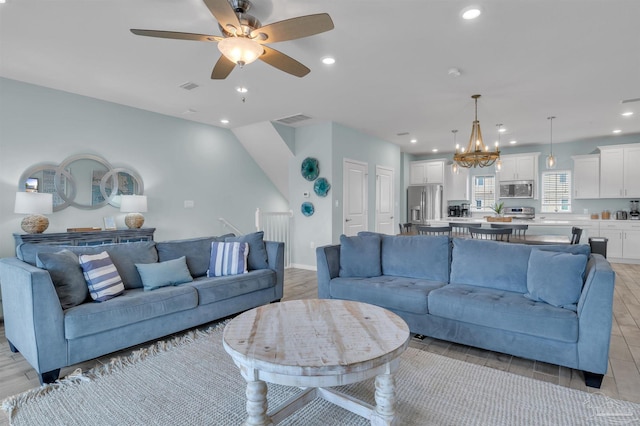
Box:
[451,130,459,174]
[546,116,556,169]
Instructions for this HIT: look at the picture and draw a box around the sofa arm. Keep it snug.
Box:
[316,244,341,299]
[0,258,67,374]
[265,241,285,300]
[576,254,616,374]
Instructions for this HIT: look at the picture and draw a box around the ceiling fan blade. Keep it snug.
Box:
[211,55,236,79]
[203,0,241,33]
[251,13,334,43]
[259,46,310,78]
[130,29,223,42]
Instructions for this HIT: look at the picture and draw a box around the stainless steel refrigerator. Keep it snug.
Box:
[407,184,443,225]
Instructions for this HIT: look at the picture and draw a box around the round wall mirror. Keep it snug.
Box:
[18,154,144,211]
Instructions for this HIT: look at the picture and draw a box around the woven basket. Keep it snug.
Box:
[486,216,513,222]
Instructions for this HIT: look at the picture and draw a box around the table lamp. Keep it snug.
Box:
[120,195,147,229]
[15,192,53,234]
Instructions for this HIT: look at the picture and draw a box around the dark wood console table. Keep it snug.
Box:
[13,228,155,247]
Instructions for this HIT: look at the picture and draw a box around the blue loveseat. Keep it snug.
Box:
[316,234,616,388]
[0,232,284,384]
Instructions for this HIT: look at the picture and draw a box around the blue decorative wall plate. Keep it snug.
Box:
[313,177,331,197]
[301,157,319,181]
[301,202,315,217]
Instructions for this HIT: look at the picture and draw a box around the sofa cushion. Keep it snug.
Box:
[136,256,193,291]
[329,276,446,314]
[450,238,531,293]
[339,234,381,278]
[428,284,578,343]
[207,242,248,277]
[78,251,125,302]
[226,231,269,271]
[156,234,234,278]
[17,241,158,289]
[36,250,89,309]
[64,286,198,339]
[380,235,450,282]
[525,250,588,311]
[187,269,276,306]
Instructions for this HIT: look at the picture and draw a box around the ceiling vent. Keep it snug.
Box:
[621,97,640,104]
[396,132,410,136]
[276,114,312,125]
[179,81,199,90]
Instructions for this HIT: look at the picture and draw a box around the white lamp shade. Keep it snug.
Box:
[217,37,263,65]
[120,195,148,213]
[14,192,53,214]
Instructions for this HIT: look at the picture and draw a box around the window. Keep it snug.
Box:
[541,171,572,213]
[472,175,496,210]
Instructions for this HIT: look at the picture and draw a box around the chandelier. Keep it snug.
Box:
[453,94,501,168]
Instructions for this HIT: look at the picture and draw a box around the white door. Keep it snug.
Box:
[343,160,368,236]
[375,166,394,235]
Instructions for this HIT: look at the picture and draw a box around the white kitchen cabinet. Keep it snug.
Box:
[445,166,470,201]
[497,154,537,181]
[599,144,640,198]
[599,221,640,260]
[410,160,444,185]
[572,154,600,199]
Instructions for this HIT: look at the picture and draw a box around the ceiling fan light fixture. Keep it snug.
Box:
[218,37,263,66]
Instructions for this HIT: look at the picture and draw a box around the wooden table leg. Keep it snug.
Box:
[371,373,397,426]
[244,379,272,426]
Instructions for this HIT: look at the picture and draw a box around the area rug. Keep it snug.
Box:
[3,322,639,426]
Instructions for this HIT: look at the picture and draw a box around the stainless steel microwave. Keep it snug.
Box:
[499,181,534,198]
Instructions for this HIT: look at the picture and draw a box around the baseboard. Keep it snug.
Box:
[289,263,317,271]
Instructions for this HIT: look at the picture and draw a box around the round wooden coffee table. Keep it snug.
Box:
[223,299,410,426]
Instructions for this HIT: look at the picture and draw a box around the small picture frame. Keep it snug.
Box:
[25,177,39,193]
[103,216,116,230]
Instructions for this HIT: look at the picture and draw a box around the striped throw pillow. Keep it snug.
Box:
[78,251,125,302]
[207,242,249,277]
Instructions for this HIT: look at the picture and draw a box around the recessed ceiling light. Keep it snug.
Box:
[612,129,622,134]
[236,87,248,93]
[621,111,634,117]
[461,6,482,20]
[220,119,230,124]
[432,148,438,153]
[509,140,517,144]
[410,139,417,144]
[322,57,336,65]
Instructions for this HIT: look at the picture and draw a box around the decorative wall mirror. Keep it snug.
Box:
[18,154,143,211]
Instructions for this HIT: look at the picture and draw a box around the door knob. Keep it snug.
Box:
[345,218,352,222]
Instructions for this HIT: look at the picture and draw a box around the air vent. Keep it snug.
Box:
[179,81,199,90]
[621,97,640,104]
[396,132,410,136]
[276,114,312,125]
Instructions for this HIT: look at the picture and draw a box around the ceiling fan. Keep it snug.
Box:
[130,0,334,79]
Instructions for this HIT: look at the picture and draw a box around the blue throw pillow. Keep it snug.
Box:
[225,231,269,270]
[339,234,382,278]
[36,250,89,309]
[525,249,588,310]
[207,242,249,277]
[78,251,125,302]
[136,256,193,291]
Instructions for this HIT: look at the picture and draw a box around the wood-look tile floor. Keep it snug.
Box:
[1,264,639,424]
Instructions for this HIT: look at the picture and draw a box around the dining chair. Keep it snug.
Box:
[449,222,482,235]
[399,223,413,234]
[491,223,528,238]
[571,227,583,244]
[469,227,512,242]
[416,225,451,236]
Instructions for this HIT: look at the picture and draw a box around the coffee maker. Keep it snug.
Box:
[631,200,640,220]
[448,205,461,217]
[461,203,470,217]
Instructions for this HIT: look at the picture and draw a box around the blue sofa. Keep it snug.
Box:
[0,233,284,384]
[316,234,616,388]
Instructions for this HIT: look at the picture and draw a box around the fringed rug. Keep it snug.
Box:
[3,322,639,425]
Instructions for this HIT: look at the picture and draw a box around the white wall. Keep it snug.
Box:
[0,77,289,259]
